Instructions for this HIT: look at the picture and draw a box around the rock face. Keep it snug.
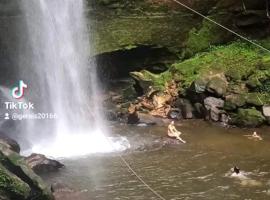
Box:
[0,136,53,200]
[24,153,64,175]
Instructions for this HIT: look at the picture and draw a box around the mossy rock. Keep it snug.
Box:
[0,164,31,200]
[224,94,246,110]
[230,108,266,127]
[0,144,53,200]
[246,70,270,88]
[130,70,172,93]
[206,74,228,97]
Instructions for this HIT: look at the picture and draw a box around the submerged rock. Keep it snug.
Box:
[25,153,64,174]
[52,182,88,200]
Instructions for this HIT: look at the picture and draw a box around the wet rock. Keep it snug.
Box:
[0,133,20,153]
[161,137,184,146]
[0,142,53,200]
[262,105,270,124]
[168,108,182,120]
[127,104,140,124]
[231,108,266,127]
[24,153,64,174]
[127,112,140,124]
[105,110,118,121]
[52,182,88,200]
[220,113,230,125]
[175,98,195,119]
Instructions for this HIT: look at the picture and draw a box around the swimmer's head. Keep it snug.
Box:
[233,166,240,174]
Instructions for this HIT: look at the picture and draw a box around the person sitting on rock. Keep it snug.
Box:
[167,121,186,143]
[244,132,263,141]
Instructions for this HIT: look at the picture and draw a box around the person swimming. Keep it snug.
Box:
[229,166,263,187]
[167,121,186,143]
[229,166,248,179]
[244,132,263,141]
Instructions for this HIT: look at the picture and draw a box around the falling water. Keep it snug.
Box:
[14,0,129,157]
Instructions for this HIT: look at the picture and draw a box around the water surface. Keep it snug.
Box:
[43,121,270,200]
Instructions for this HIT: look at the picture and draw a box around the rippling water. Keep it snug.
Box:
[43,120,270,200]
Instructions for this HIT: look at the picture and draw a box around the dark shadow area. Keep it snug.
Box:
[95,45,178,82]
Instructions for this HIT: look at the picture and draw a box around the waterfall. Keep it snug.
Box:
[12,0,129,157]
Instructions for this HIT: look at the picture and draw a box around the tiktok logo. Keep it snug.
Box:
[11,80,28,99]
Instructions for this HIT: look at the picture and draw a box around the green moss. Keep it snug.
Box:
[169,42,262,90]
[231,108,266,127]
[91,13,198,55]
[132,42,268,94]
[184,12,234,57]
[0,164,30,200]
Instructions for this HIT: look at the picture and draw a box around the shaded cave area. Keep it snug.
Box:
[95,45,177,82]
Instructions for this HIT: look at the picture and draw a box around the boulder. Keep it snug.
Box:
[224,94,246,110]
[175,98,195,119]
[206,75,228,97]
[231,108,266,127]
[192,72,228,97]
[24,153,64,174]
[262,105,270,124]
[204,97,224,109]
[204,97,225,122]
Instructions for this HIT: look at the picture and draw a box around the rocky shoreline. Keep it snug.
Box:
[0,135,67,200]
[105,42,270,128]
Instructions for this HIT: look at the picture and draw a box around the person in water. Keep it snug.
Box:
[167,121,186,143]
[244,132,263,141]
[233,166,240,175]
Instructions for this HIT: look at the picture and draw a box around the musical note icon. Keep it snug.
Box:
[11,80,28,99]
